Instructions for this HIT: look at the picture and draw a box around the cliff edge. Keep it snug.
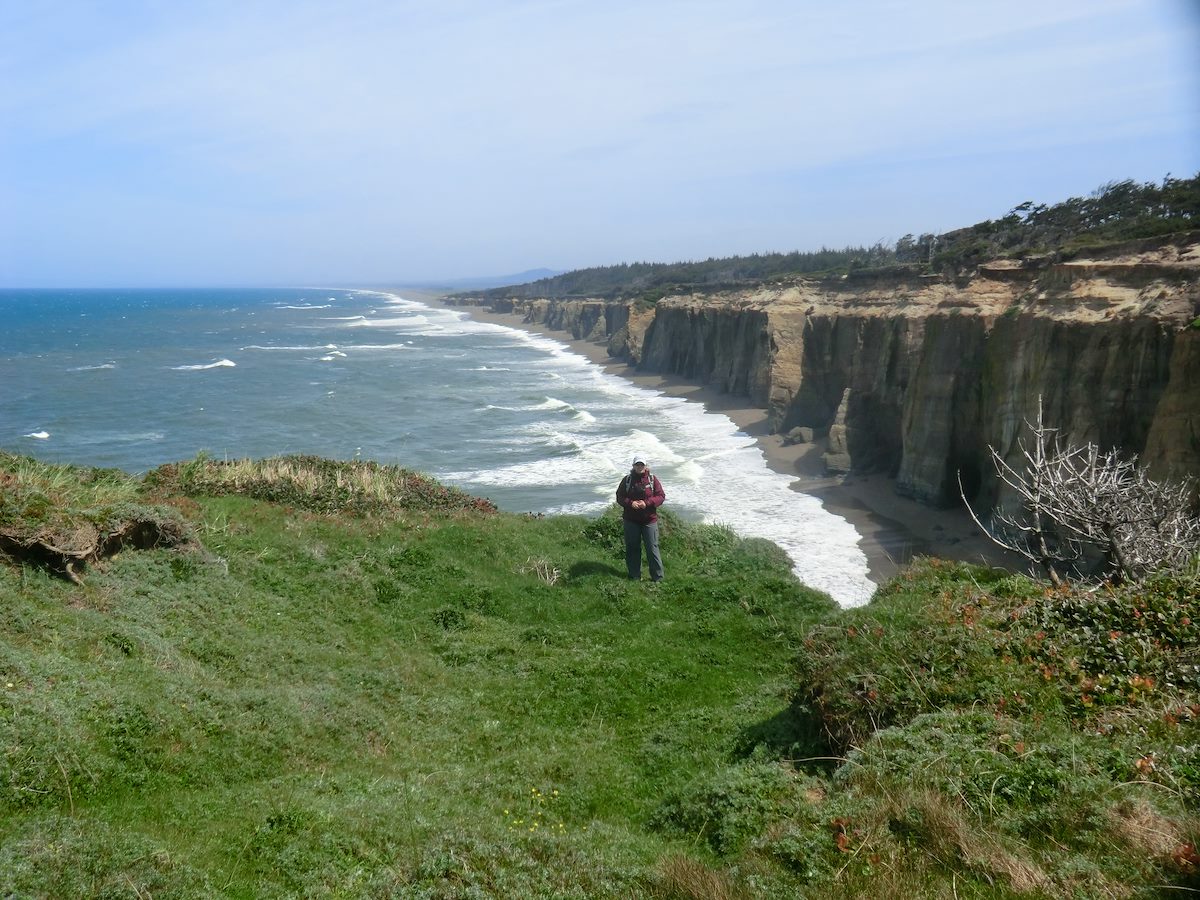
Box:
[450,233,1200,513]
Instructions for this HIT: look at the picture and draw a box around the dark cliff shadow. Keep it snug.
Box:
[568,561,626,579]
[733,702,836,772]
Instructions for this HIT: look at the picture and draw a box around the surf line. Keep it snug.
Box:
[369,288,875,607]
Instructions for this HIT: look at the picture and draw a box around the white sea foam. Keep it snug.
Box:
[519,424,587,450]
[543,500,616,516]
[24,430,49,440]
[345,315,434,330]
[276,304,332,309]
[623,428,687,465]
[464,433,549,448]
[443,460,596,491]
[419,311,875,606]
[321,315,367,321]
[70,362,116,371]
[455,408,872,605]
[170,359,236,371]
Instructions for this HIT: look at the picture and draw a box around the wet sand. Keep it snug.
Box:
[413,290,1014,588]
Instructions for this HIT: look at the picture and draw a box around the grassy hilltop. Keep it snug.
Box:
[2,452,1199,897]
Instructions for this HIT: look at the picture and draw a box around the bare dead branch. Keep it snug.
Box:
[962,397,1200,584]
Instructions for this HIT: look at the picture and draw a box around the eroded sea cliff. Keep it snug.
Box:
[450,234,1200,513]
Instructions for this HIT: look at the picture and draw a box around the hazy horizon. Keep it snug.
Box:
[0,272,559,291]
[3,1,1198,288]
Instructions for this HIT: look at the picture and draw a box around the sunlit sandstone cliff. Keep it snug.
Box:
[452,234,1200,511]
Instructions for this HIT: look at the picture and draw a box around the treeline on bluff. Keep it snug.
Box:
[463,173,1200,302]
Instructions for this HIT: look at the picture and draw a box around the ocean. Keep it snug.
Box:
[0,287,873,606]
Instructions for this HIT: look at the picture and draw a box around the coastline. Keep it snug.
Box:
[415,290,1013,588]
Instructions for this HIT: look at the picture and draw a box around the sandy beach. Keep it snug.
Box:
[415,291,1014,588]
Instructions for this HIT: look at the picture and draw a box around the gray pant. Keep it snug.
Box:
[623,520,663,581]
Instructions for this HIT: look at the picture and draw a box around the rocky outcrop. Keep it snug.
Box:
[448,234,1200,511]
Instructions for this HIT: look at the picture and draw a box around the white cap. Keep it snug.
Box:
[632,454,646,466]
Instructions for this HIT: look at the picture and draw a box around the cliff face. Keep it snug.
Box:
[450,235,1200,510]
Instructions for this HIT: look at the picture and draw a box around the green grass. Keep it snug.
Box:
[2,455,1199,897]
[0,451,153,534]
[146,452,498,516]
[0,455,834,897]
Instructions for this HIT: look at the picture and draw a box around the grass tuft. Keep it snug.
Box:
[146,452,498,516]
[0,452,190,579]
[654,853,748,900]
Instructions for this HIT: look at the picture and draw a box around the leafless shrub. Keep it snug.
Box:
[517,556,561,585]
[963,400,1200,584]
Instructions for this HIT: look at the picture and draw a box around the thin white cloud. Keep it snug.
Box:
[1,0,1196,284]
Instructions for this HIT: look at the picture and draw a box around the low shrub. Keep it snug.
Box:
[652,762,803,855]
[1006,575,1200,708]
[148,453,497,516]
[793,562,1055,753]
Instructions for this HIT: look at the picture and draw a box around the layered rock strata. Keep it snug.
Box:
[449,235,1200,511]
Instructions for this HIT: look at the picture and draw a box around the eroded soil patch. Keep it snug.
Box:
[0,515,191,582]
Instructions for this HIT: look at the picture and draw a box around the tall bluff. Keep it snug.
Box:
[453,236,1200,510]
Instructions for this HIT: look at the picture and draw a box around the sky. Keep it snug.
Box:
[2,1,1198,287]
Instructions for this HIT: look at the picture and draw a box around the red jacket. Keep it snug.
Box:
[616,469,665,524]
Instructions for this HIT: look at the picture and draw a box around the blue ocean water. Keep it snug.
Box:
[0,287,872,605]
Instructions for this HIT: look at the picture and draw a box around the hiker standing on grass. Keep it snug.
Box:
[616,454,666,582]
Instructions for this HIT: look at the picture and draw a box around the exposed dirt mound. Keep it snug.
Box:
[0,514,191,582]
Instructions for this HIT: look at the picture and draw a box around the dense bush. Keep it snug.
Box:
[463,243,899,301]
[1007,575,1200,708]
[455,174,1199,301]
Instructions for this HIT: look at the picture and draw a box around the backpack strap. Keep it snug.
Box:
[621,470,655,495]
